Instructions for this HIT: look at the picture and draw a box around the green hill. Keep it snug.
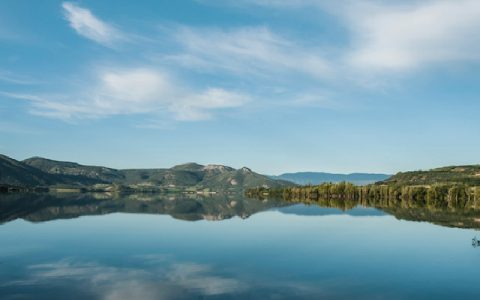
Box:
[379,165,480,186]
[23,157,124,183]
[0,155,59,187]
[1,155,294,191]
[200,166,292,190]
[120,164,292,190]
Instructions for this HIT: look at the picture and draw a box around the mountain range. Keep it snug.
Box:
[0,154,293,192]
[272,172,390,185]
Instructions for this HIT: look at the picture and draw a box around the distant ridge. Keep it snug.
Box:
[272,172,391,186]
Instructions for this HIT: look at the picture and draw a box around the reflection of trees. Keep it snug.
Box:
[247,183,480,212]
[246,183,480,229]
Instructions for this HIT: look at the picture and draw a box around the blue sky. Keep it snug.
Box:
[1,0,479,174]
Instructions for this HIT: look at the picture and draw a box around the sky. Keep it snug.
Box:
[0,0,479,175]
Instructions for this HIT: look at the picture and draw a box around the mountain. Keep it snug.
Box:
[0,154,59,187]
[379,165,480,186]
[121,164,293,190]
[0,155,122,189]
[23,157,124,183]
[272,172,391,185]
[0,154,294,191]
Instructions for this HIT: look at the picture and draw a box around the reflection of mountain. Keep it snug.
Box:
[2,193,480,229]
[277,204,385,217]
[0,193,289,224]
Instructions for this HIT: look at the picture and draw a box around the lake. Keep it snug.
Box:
[1,193,480,299]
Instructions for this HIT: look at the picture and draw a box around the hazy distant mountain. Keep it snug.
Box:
[1,154,293,191]
[272,172,391,185]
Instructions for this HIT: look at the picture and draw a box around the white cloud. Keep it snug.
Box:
[2,68,249,121]
[345,0,480,71]
[62,2,123,46]
[12,0,479,126]
[171,88,248,121]
[167,263,246,295]
[165,26,333,80]
[4,259,246,299]
[222,0,480,72]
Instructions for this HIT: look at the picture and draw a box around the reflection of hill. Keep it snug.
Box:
[277,197,480,229]
[0,193,288,224]
[380,207,480,229]
[276,205,385,217]
[3,193,480,230]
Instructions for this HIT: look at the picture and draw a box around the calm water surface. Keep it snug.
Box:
[1,193,480,299]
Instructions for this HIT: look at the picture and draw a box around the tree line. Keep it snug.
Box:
[246,182,480,210]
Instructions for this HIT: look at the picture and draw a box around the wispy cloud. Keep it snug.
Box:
[4,259,246,299]
[216,0,480,72]
[167,263,246,295]
[2,257,333,299]
[62,2,124,47]
[2,68,249,121]
[0,120,42,134]
[0,71,41,85]
[165,26,333,80]
[12,0,479,125]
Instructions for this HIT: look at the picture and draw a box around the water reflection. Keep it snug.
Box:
[2,193,480,299]
[0,192,287,224]
[472,237,480,247]
[5,259,246,299]
[2,192,480,229]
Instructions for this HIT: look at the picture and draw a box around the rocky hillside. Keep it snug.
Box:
[121,163,293,190]
[0,155,117,189]
[0,154,59,187]
[23,157,124,183]
[379,165,480,186]
[0,154,294,191]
